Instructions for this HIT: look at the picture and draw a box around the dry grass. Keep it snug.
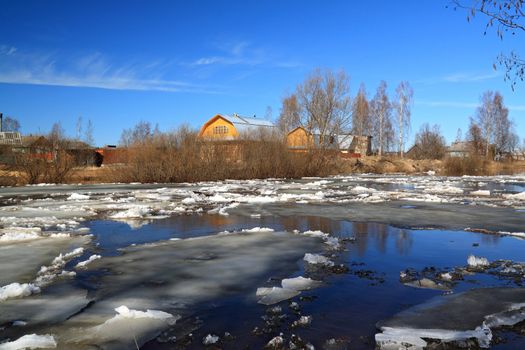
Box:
[107,128,341,184]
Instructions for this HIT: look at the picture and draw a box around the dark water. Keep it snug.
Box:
[70,213,525,349]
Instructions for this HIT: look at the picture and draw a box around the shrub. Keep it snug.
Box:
[114,126,340,183]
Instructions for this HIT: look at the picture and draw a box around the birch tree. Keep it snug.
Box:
[277,94,301,133]
[395,81,413,158]
[370,81,392,156]
[84,119,95,146]
[352,83,372,136]
[474,90,514,157]
[475,91,496,156]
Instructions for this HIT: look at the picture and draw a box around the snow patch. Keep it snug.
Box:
[111,205,152,219]
[67,193,90,201]
[0,227,42,243]
[241,227,275,233]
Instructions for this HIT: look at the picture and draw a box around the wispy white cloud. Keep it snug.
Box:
[416,100,525,112]
[415,71,502,85]
[416,100,479,109]
[0,46,217,93]
[442,71,501,83]
[188,40,301,69]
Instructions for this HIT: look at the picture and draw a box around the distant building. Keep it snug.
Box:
[198,113,276,140]
[0,132,22,146]
[447,141,472,158]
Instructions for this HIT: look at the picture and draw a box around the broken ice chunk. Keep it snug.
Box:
[403,278,451,291]
[202,334,219,345]
[281,276,321,291]
[256,287,300,305]
[292,315,312,328]
[303,253,334,267]
[0,282,41,302]
[265,334,284,348]
[0,333,57,349]
[74,255,101,269]
[241,227,275,233]
[467,255,490,268]
[67,193,90,201]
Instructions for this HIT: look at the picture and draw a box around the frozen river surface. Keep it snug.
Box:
[0,174,525,349]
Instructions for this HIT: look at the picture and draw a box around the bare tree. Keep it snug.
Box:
[277,94,301,133]
[370,81,392,156]
[492,92,513,155]
[264,106,273,121]
[413,123,447,159]
[76,116,83,140]
[467,117,485,155]
[84,119,95,146]
[120,121,154,146]
[2,116,21,132]
[49,122,65,149]
[352,83,372,136]
[456,128,463,142]
[451,0,524,89]
[295,68,352,143]
[475,91,496,156]
[474,90,514,157]
[394,81,413,158]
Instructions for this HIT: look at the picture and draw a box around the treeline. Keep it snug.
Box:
[277,68,521,161]
[276,69,413,157]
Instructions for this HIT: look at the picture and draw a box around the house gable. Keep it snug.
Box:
[286,126,311,149]
[198,114,238,140]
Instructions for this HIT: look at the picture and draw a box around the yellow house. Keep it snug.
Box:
[286,126,314,149]
[198,113,276,140]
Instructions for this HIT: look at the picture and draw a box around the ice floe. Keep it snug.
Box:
[74,254,101,269]
[375,287,525,349]
[467,255,490,268]
[0,334,56,350]
[67,193,90,201]
[281,276,321,291]
[0,283,41,302]
[304,253,334,267]
[0,227,42,243]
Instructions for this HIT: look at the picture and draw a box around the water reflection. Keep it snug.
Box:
[84,212,525,350]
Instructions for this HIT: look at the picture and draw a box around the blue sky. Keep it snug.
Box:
[0,0,523,146]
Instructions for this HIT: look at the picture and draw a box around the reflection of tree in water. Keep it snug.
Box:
[352,222,369,257]
[280,215,342,235]
[395,229,413,256]
[352,222,413,257]
[480,232,500,245]
[150,214,414,257]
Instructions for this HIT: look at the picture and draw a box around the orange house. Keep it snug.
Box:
[198,113,276,140]
[286,126,314,150]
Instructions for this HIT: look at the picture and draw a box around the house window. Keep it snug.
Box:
[213,125,228,135]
